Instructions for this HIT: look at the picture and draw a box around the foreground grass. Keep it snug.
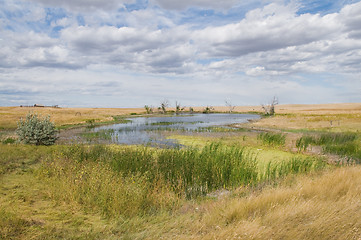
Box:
[0,144,360,239]
[0,145,361,239]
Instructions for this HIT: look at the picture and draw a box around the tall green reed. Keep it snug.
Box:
[258,132,286,147]
[58,143,325,198]
[295,132,360,163]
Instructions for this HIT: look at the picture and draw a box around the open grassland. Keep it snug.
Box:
[0,145,360,239]
[2,103,361,131]
[0,107,143,130]
[1,103,361,239]
[242,103,361,132]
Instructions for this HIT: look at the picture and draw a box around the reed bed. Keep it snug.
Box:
[40,143,326,212]
[296,132,360,163]
[257,132,286,146]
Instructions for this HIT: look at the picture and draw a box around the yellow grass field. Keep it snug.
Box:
[1,103,361,130]
[0,106,144,129]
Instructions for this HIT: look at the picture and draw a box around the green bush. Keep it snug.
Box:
[16,113,58,146]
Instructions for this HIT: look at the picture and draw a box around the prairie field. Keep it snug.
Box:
[1,103,361,239]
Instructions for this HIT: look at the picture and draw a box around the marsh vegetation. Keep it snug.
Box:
[1,104,361,239]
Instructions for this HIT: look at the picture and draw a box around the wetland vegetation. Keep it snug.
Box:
[1,104,361,239]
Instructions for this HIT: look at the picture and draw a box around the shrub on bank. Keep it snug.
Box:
[16,113,58,146]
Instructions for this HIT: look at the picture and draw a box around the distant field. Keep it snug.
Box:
[0,106,144,129]
[1,103,361,130]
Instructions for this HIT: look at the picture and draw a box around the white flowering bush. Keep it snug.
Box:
[16,113,58,145]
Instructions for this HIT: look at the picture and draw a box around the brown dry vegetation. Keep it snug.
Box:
[2,103,361,130]
[0,106,144,129]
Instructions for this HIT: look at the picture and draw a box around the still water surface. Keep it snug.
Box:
[93,113,260,147]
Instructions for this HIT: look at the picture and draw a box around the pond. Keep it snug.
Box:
[91,113,260,147]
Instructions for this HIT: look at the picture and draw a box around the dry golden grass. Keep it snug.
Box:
[0,106,144,129]
[248,113,361,132]
[174,103,361,131]
[1,103,361,130]
[168,166,361,240]
[197,103,361,115]
[233,103,361,131]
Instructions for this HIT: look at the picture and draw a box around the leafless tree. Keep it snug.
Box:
[160,100,169,114]
[225,100,236,113]
[261,96,278,116]
[175,101,184,115]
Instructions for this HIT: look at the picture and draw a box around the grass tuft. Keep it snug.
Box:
[258,132,286,147]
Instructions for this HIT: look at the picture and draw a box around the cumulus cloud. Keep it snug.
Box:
[26,0,135,12]
[2,0,361,106]
[194,3,341,58]
[150,0,238,10]
[59,25,194,73]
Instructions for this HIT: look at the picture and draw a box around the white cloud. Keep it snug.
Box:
[26,0,135,12]
[194,3,341,58]
[2,0,361,107]
[59,25,195,73]
[150,0,238,10]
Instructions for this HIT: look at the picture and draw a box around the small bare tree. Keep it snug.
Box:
[144,105,153,114]
[261,96,278,116]
[175,101,183,115]
[225,100,236,113]
[160,100,169,114]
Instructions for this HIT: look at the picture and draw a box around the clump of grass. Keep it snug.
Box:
[323,142,360,164]
[261,156,326,182]
[317,132,357,145]
[2,137,16,144]
[112,115,131,123]
[195,126,244,132]
[296,135,315,152]
[153,144,258,198]
[150,121,183,126]
[296,132,360,163]
[56,143,325,199]
[81,129,115,142]
[258,132,286,147]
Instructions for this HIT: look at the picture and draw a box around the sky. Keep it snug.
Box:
[0,0,361,108]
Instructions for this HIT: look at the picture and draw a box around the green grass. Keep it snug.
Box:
[2,137,16,144]
[52,143,326,200]
[296,135,315,152]
[0,142,357,239]
[149,121,203,126]
[257,132,286,147]
[80,129,115,142]
[295,132,361,163]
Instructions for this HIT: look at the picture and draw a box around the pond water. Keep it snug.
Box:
[92,113,260,147]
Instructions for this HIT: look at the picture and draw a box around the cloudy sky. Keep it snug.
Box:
[1,0,361,108]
